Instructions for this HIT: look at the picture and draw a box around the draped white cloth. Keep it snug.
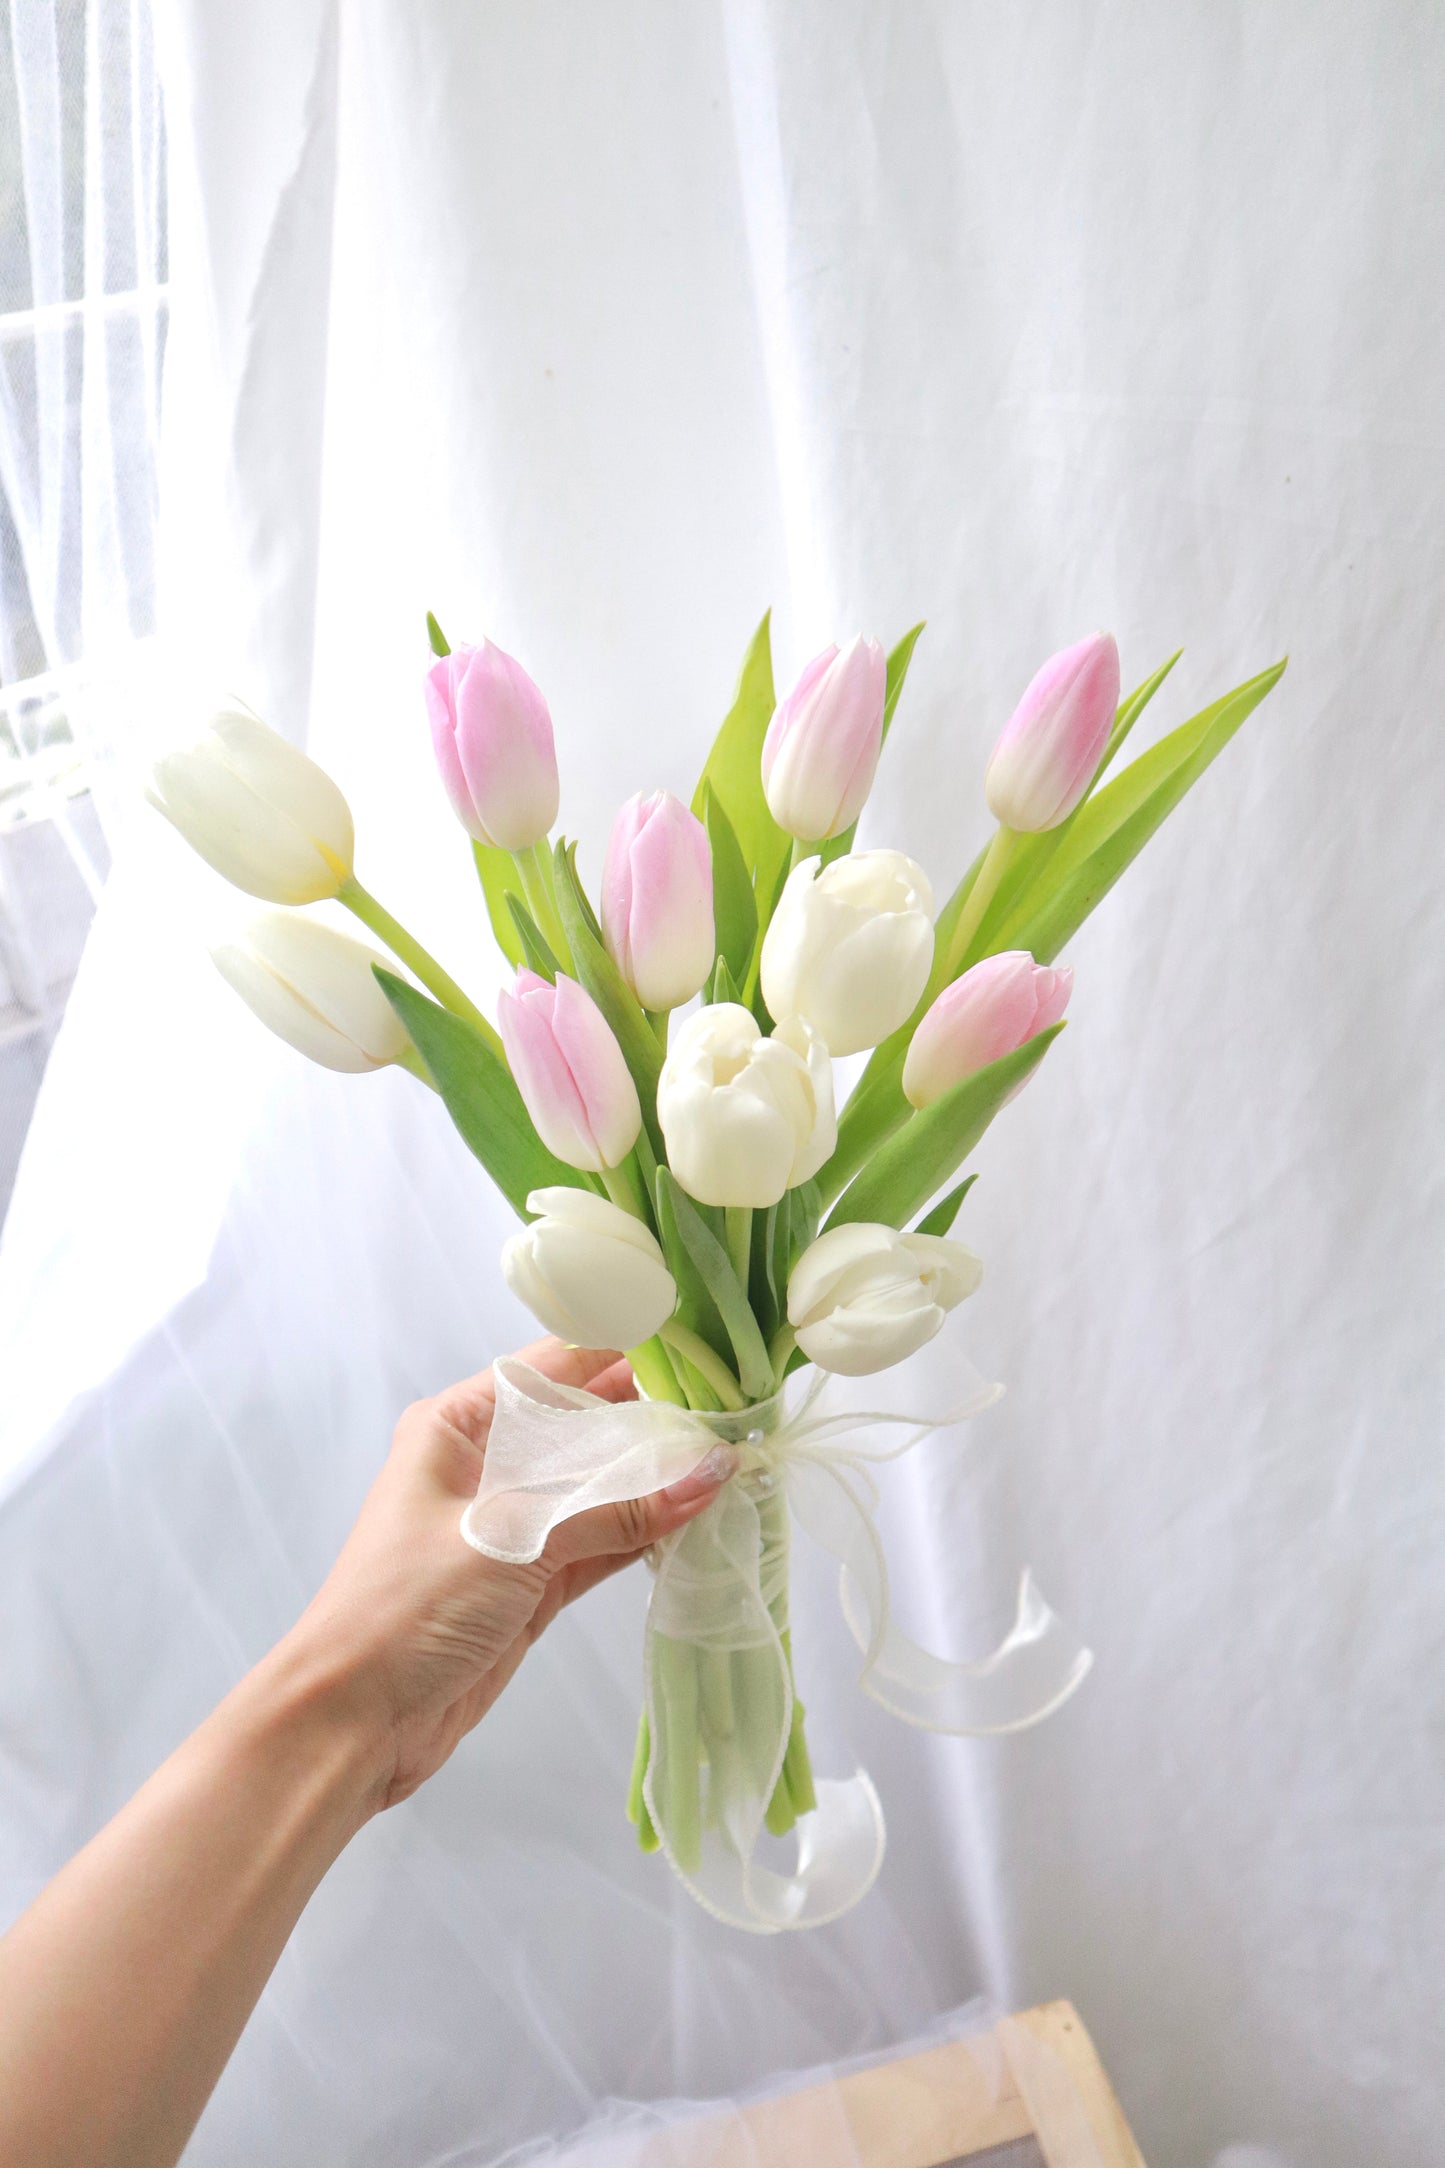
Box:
[1,4,1442,2164]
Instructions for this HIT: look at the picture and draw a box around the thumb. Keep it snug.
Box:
[540,1445,740,1568]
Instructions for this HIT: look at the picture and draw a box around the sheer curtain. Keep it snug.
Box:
[0,0,167,1205]
[0,0,166,684]
[1,6,1442,2167]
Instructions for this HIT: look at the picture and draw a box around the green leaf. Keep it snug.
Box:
[707,954,743,1006]
[1096,648,1183,782]
[760,1194,790,1339]
[828,1025,1065,1231]
[973,651,1184,947]
[914,1174,977,1238]
[374,970,582,1218]
[471,841,527,969]
[701,783,756,983]
[690,613,789,900]
[990,661,1287,963]
[757,1180,821,1342]
[652,1171,736,1368]
[821,622,925,865]
[557,842,605,945]
[552,840,665,1157]
[426,611,451,657]
[506,894,559,980]
[655,1169,775,1401]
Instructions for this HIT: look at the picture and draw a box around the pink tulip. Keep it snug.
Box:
[761,635,887,841]
[425,639,560,850]
[602,790,715,1012]
[498,969,642,1171]
[902,951,1073,1109]
[984,633,1121,833]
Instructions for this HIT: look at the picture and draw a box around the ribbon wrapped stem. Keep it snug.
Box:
[462,1356,1092,1933]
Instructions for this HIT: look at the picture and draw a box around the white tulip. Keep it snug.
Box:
[787,1221,982,1376]
[760,850,935,1057]
[211,912,410,1073]
[657,1003,836,1209]
[502,1187,678,1350]
[149,705,355,903]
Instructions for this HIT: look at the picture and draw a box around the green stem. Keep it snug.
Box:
[940,825,1019,980]
[657,1636,702,1872]
[517,842,570,965]
[633,1124,660,1205]
[339,878,501,1052]
[394,1042,438,1090]
[658,1320,744,1411]
[768,1323,796,1388]
[756,1489,813,1837]
[601,1159,650,1220]
[725,1206,752,1297]
[644,1008,670,1049]
[625,1334,682,1403]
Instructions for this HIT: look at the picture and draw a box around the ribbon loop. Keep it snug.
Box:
[462,1357,1092,1932]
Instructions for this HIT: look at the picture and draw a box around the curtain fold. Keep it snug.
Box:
[0,5,1441,2165]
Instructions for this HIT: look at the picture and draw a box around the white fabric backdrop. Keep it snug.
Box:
[2,4,1442,2163]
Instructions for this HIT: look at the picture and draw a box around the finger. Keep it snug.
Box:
[554,1548,646,1609]
[586,1357,638,1406]
[521,1337,629,1393]
[423,1339,632,1454]
[541,1445,739,1568]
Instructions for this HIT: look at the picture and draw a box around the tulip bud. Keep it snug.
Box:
[760,848,934,1057]
[902,951,1072,1110]
[657,1003,835,1209]
[787,1222,982,1376]
[148,706,354,904]
[602,790,715,1012]
[984,632,1120,832]
[425,639,560,850]
[210,912,410,1073]
[761,635,887,841]
[498,968,642,1172]
[503,1186,678,1350]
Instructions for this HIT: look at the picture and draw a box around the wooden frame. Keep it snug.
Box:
[705,2001,1145,2167]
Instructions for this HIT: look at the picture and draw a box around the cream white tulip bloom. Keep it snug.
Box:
[787,1221,982,1376]
[211,912,409,1073]
[760,850,935,1057]
[502,1187,678,1350]
[149,706,355,903]
[657,1003,836,1209]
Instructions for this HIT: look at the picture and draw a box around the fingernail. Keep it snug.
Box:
[665,1443,739,1502]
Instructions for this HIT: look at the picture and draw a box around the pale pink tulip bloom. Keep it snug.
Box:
[601,791,715,1012]
[425,639,559,850]
[902,951,1073,1109]
[498,968,641,1172]
[761,635,887,841]
[984,633,1120,832]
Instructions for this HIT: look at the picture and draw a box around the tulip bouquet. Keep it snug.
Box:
[151,611,1283,1929]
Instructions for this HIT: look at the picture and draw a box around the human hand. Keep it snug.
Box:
[285,1338,734,1813]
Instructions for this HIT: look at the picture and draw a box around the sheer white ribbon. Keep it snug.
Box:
[462,1358,1092,1933]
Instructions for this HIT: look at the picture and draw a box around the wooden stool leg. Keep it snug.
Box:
[999,2003,1147,2168]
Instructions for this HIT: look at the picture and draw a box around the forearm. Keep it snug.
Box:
[0,1630,385,2168]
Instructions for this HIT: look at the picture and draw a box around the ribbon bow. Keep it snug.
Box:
[462,1358,1091,1933]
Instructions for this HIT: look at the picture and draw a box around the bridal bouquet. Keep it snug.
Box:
[150,612,1282,1929]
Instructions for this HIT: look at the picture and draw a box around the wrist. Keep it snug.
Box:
[235,1627,397,1834]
